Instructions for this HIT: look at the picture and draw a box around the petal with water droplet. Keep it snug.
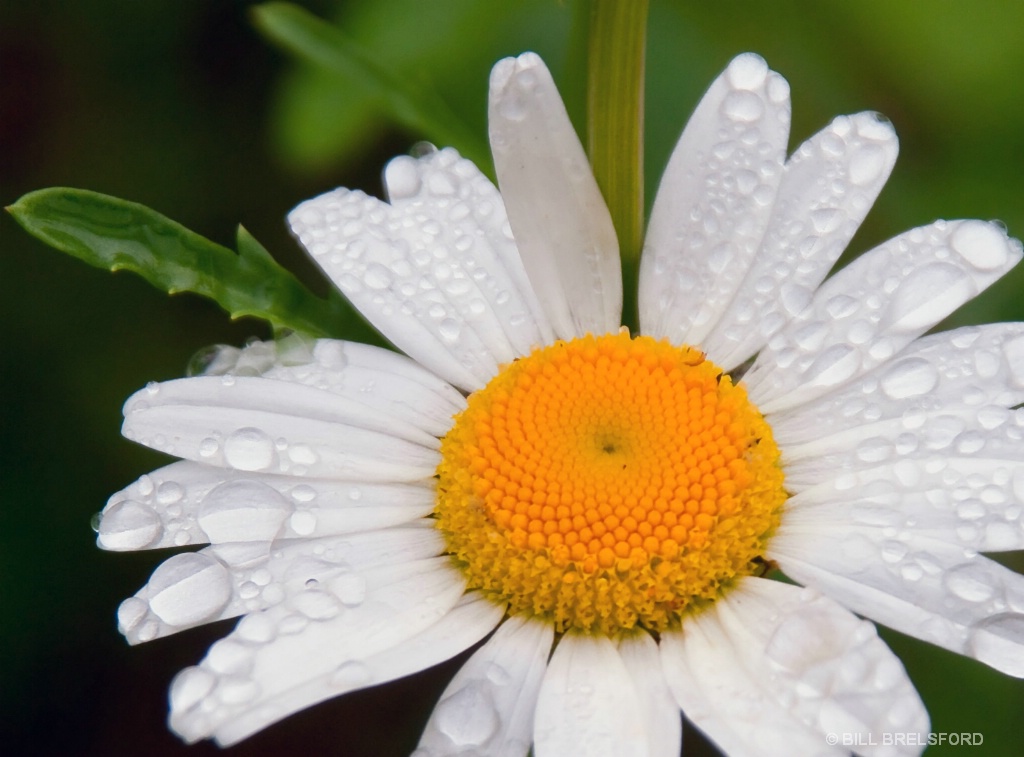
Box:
[617,633,681,757]
[746,220,1021,413]
[489,53,621,340]
[171,558,469,745]
[771,524,1024,677]
[534,635,648,757]
[122,376,439,482]
[661,578,928,757]
[418,615,553,757]
[640,53,790,349]
[702,112,898,368]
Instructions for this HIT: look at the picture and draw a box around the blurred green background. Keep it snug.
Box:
[2,1,1023,755]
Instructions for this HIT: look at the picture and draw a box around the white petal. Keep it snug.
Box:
[702,112,899,368]
[745,220,1022,413]
[170,557,467,743]
[783,455,1024,552]
[617,633,681,757]
[534,634,648,757]
[261,339,466,437]
[210,591,504,746]
[639,53,790,348]
[383,148,554,357]
[661,578,928,757]
[97,460,436,551]
[122,376,439,482]
[418,616,553,757]
[771,323,1024,452]
[771,524,1024,677]
[489,53,621,340]
[118,524,443,643]
[288,152,550,392]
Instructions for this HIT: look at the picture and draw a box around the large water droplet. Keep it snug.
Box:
[725,53,768,90]
[883,263,975,333]
[291,588,341,620]
[169,667,216,713]
[879,357,940,400]
[944,563,997,603]
[333,573,367,607]
[848,144,886,186]
[967,613,1024,676]
[804,344,861,389]
[98,500,163,550]
[147,553,232,627]
[950,221,1010,271]
[198,480,293,543]
[223,428,276,471]
[722,91,764,123]
[434,682,500,747]
[385,156,421,200]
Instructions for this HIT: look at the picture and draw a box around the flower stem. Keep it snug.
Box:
[586,0,648,334]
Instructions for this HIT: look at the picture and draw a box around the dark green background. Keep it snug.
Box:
[2,1,1022,755]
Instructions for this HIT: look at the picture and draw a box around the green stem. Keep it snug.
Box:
[586,0,648,334]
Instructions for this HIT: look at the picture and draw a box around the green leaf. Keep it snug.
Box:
[252,2,492,171]
[6,187,353,338]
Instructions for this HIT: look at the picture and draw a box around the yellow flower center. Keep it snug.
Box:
[434,332,785,635]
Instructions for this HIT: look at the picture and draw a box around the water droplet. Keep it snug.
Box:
[848,144,886,186]
[951,221,1010,271]
[198,480,293,543]
[147,553,232,627]
[879,358,939,399]
[883,263,975,333]
[385,156,421,200]
[944,563,997,603]
[967,613,1024,676]
[236,611,278,643]
[1003,335,1024,389]
[218,678,261,705]
[804,344,860,389]
[722,90,764,122]
[223,428,276,471]
[333,573,367,607]
[169,667,216,713]
[98,500,163,550]
[434,683,499,747]
[725,53,768,90]
[156,481,184,505]
[291,588,341,620]
[289,511,317,536]
[438,318,461,343]
[363,263,392,290]
[199,437,220,458]
[117,596,149,633]
[207,639,253,675]
[332,660,372,689]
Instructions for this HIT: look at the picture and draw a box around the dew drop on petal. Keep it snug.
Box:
[725,53,768,90]
[434,683,500,747]
[98,500,163,550]
[950,220,1011,271]
[944,563,997,603]
[117,596,149,633]
[722,91,764,123]
[967,613,1024,676]
[848,144,886,186]
[169,667,216,713]
[385,156,421,200]
[1003,335,1024,389]
[879,358,939,400]
[236,611,278,644]
[223,428,276,471]
[147,553,232,627]
[198,480,293,543]
[332,660,372,689]
[883,263,975,333]
[334,573,368,607]
[291,589,341,620]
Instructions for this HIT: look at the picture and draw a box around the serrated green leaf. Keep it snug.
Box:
[6,187,354,338]
[252,1,492,171]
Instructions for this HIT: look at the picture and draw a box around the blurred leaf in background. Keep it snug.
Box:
[1,1,1022,756]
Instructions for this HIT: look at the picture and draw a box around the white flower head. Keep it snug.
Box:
[98,52,1024,756]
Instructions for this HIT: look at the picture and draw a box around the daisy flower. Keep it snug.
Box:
[97,52,1024,756]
